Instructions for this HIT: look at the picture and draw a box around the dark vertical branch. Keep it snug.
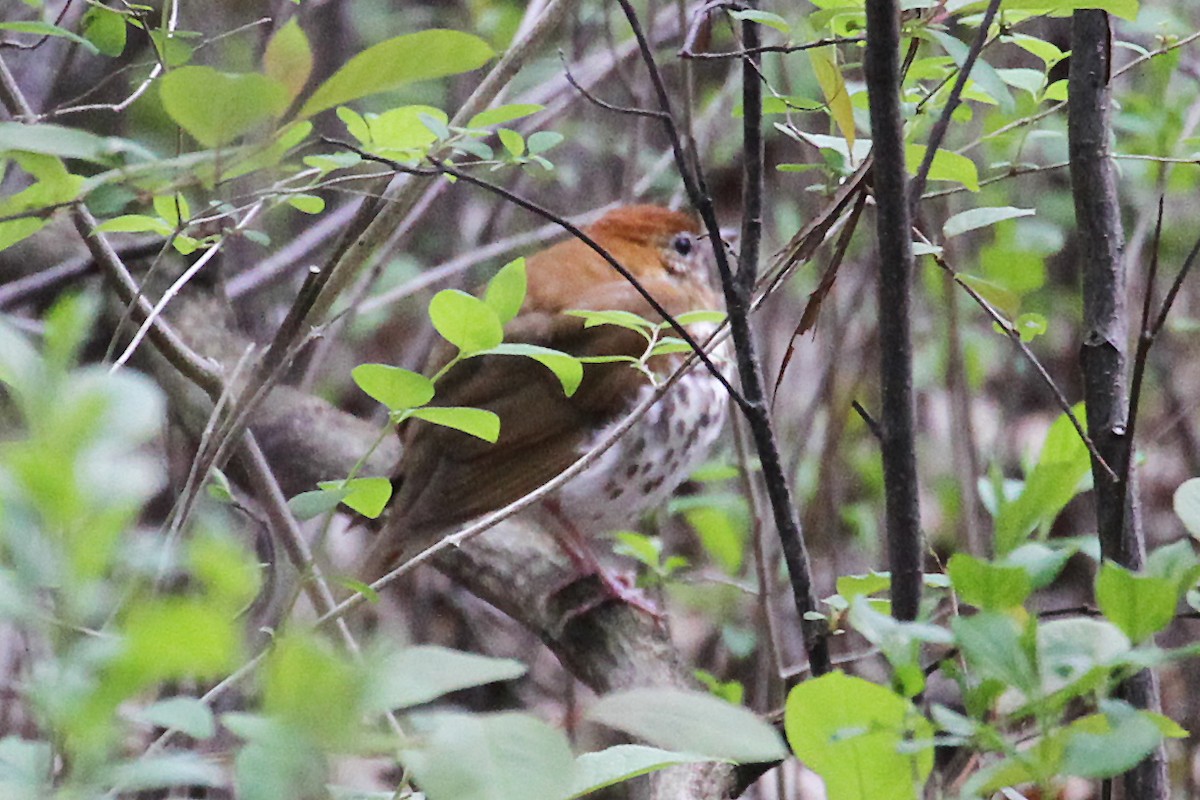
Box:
[1069,10,1142,565]
[732,10,829,674]
[614,0,830,675]
[864,0,923,621]
[1068,11,1167,800]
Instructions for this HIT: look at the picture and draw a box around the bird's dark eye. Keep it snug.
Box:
[671,233,694,256]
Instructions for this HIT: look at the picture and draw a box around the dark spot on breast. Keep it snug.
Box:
[627,437,646,458]
[624,462,639,479]
[674,418,687,437]
[698,412,713,428]
[642,475,665,494]
[684,427,700,449]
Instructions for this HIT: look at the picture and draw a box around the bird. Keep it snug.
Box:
[374,205,731,612]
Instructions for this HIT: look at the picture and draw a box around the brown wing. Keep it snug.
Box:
[388,309,650,537]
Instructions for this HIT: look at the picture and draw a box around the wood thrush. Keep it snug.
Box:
[376,205,731,610]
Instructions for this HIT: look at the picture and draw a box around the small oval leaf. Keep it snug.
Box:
[428,290,503,355]
[409,406,500,442]
[352,363,435,411]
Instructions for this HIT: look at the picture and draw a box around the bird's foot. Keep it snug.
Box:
[596,569,663,618]
[548,568,663,620]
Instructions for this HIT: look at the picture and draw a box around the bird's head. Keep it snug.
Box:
[525,205,727,316]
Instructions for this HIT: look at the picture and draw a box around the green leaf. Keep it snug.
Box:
[189,532,260,614]
[153,193,189,226]
[926,29,1013,112]
[114,598,241,688]
[263,18,313,102]
[160,67,288,147]
[1007,32,1066,67]
[0,153,84,252]
[0,121,120,163]
[1145,539,1200,595]
[952,612,1037,692]
[286,194,325,214]
[947,553,1032,610]
[1061,701,1162,779]
[785,671,934,800]
[92,214,172,236]
[428,289,504,354]
[0,21,98,54]
[1037,617,1130,697]
[264,634,362,747]
[1173,478,1200,539]
[363,646,526,712]
[1045,78,1069,101]
[1095,563,1177,643]
[906,144,979,191]
[808,46,855,155]
[352,363,435,410]
[588,688,787,764]
[1015,311,1048,341]
[0,737,50,797]
[565,309,655,335]
[467,103,543,129]
[419,112,451,141]
[408,407,500,442]
[288,486,347,520]
[483,343,582,397]
[728,9,791,33]
[568,745,713,799]
[837,571,891,600]
[405,712,574,800]
[959,273,1021,319]
[82,6,127,56]
[957,0,1138,22]
[136,697,216,740]
[498,128,524,158]
[684,501,745,574]
[846,599,952,697]
[675,310,727,327]
[944,206,1036,238]
[1001,542,1073,589]
[526,130,563,155]
[107,753,224,791]
[300,30,493,118]
[363,105,446,156]
[994,404,1092,554]
[147,29,195,67]
[483,257,527,324]
[454,137,494,160]
[337,105,371,144]
[318,477,392,519]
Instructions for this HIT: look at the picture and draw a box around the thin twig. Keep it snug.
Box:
[908,0,1002,205]
[559,50,667,119]
[111,203,263,371]
[70,205,224,398]
[680,36,864,59]
[917,229,1118,481]
[851,399,883,443]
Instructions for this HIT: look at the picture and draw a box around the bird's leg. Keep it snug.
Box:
[541,499,661,618]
